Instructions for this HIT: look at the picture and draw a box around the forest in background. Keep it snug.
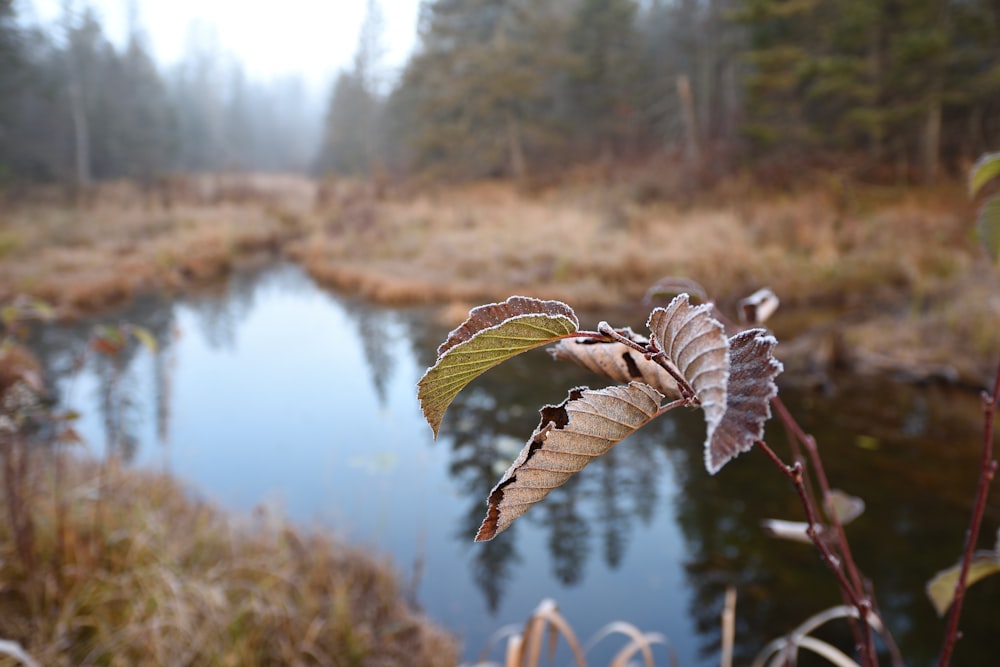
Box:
[322,0,1000,186]
[0,0,323,187]
[2,0,1000,191]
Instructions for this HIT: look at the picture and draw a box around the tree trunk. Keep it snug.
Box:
[921,94,942,184]
[505,109,527,183]
[68,79,90,192]
[677,75,701,168]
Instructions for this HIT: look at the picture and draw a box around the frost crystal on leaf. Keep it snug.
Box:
[706,329,783,474]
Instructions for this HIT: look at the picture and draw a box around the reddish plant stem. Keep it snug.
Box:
[656,398,693,417]
[938,362,1000,667]
[756,439,880,667]
[771,395,876,659]
[801,432,867,597]
[594,323,697,399]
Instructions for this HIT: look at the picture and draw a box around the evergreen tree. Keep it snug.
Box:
[315,0,385,176]
[564,0,644,159]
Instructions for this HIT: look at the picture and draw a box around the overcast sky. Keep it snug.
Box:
[24,0,420,88]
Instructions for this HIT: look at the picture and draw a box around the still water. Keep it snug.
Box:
[30,264,999,666]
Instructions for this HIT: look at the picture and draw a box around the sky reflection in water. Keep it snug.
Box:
[32,264,1000,667]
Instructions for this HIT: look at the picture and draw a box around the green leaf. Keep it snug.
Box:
[1,305,16,328]
[977,197,1000,263]
[129,325,158,353]
[418,296,579,437]
[926,551,1000,616]
[969,152,1000,199]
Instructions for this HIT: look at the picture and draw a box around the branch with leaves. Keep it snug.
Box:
[418,293,781,539]
[416,290,892,666]
[417,153,1000,667]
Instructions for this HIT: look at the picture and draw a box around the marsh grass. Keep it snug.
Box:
[292,178,997,382]
[0,176,316,318]
[0,452,457,666]
[2,173,993,381]
[295,180,975,310]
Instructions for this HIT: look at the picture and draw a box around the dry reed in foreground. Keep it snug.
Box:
[0,453,457,666]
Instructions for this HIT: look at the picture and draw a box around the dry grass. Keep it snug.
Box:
[2,173,994,383]
[0,453,457,667]
[0,175,316,318]
[292,177,997,386]
[293,180,975,310]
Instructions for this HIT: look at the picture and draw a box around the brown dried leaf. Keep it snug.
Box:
[706,329,782,474]
[738,288,780,325]
[647,294,729,459]
[548,334,680,397]
[824,489,865,526]
[475,382,664,541]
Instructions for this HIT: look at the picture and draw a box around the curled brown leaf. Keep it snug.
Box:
[475,382,664,541]
[548,333,680,397]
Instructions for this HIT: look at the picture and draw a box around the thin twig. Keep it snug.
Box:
[596,321,696,398]
[756,440,880,667]
[771,395,876,661]
[938,361,1000,667]
[656,398,692,417]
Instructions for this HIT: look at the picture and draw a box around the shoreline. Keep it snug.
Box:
[2,177,998,389]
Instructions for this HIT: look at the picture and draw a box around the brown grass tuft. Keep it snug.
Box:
[0,454,457,666]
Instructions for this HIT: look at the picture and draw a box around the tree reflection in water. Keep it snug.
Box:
[28,293,177,463]
[401,298,999,665]
[416,328,674,609]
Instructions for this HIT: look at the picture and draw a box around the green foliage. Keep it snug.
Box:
[418,296,579,437]
[314,71,380,176]
[926,532,1000,617]
[738,0,1000,175]
[970,152,1000,262]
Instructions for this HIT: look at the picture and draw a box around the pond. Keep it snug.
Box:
[28,264,1000,666]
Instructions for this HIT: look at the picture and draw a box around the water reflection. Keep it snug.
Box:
[23,264,1000,666]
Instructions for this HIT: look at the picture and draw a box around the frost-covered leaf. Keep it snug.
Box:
[926,551,1000,617]
[475,382,663,541]
[706,329,782,474]
[419,297,579,437]
[977,197,1000,262]
[969,152,1000,199]
[647,294,729,467]
[738,288,780,325]
[643,277,709,305]
[762,491,863,545]
[548,332,679,397]
[825,489,865,525]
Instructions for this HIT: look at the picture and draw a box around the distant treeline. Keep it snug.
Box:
[3,0,1000,189]
[318,0,1000,185]
[0,1,321,187]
